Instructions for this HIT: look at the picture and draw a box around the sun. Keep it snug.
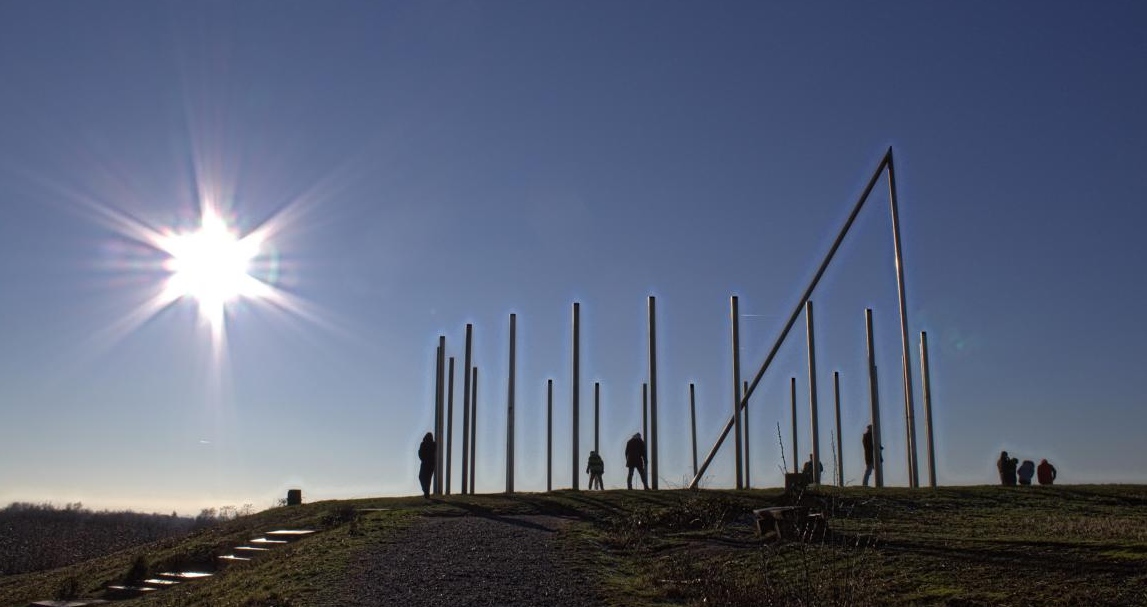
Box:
[159,209,270,330]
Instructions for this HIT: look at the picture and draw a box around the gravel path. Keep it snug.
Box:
[331,514,605,607]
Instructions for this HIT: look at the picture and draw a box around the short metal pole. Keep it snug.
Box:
[506,314,516,494]
[833,371,843,487]
[572,302,580,491]
[744,380,751,489]
[807,301,821,485]
[730,296,744,490]
[921,331,937,487]
[689,383,698,478]
[648,296,659,490]
[594,382,600,454]
[470,367,478,494]
[866,309,884,488]
[446,356,455,495]
[790,377,798,475]
[642,383,649,463]
[547,379,554,492]
[462,324,472,494]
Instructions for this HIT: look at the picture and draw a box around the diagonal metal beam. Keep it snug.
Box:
[689,148,894,489]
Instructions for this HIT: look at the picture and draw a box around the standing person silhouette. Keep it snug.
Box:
[1037,459,1058,485]
[861,425,882,487]
[997,451,1018,486]
[586,450,605,490]
[418,432,436,498]
[625,433,649,490]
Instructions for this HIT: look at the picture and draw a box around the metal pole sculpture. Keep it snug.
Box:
[446,356,455,495]
[866,309,885,488]
[462,324,473,495]
[790,377,798,474]
[470,366,478,494]
[689,383,698,477]
[642,383,649,458]
[689,149,899,489]
[744,379,751,489]
[920,331,937,487]
[435,337,445,495]
[887,153,920,488]
[572,302,580,491]
[506,314,516,494]
[594,382,601,454]
[547,379,554,492]
[730,296,744,490]
[648,296,659,490]
[833,371,843,487]
[807,301,821,485]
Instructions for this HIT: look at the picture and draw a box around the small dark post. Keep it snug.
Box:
[462,324,473,494]
[572,302,581,491]
[506,314,516,494]
[648,296,659,490]
[790,377,798,474]
[921,331,937,488]
[689,383,698,477]
[833,371,843,487]
[730,296,744,490]
[594,382,601,454]
[470,366,479,494]
[547,379,554,492]
[286,489,302,506]
[446,356,455,494]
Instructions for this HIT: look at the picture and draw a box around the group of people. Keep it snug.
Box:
[416,431,652,497]
[997,451,1057,486]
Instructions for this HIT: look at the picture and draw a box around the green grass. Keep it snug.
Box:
[2,486,1146,606]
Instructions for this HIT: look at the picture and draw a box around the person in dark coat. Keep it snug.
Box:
[418,432,436,498]
[1017,460,1036,486]
[802,454,824,485]
[624,433,649,490]
[1037,459,1057,485]
[586,450,605,490]
[862,425,883,487]
[997,451,1018,486]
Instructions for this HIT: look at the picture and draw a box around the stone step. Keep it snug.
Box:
[155,571,213,582]
[248,537,289,546]
[141,579,180,588]
[103,585,157,599]
[217,554,252,565]
[263,529,315,542]
[234,546,272,556]
[29,601,111,607]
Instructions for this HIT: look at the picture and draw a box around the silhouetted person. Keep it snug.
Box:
[862,425,883,487]
[1017,460,1035,486]
[1037,459,1057,485]
[802,454,823,485]
[997,451,1018,486]
[418,432,436,498]
[586,450,605,490]
[625,433,649,490]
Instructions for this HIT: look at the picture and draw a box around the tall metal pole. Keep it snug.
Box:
[506,314,516,494]
[648,296,659,490]
[470,366,478,494]
[572,302,580,491]
[887,151,920,488]
[790,377,798,474]
[744,380,751,490]
[920,331,937,488]
[462,324,472,495]
[689,150,893,489]
[642,383,649,453]
[866,309,884,488]
[730,296,744,490]
[446,356,455,495]
[594,382,600,454]
[807,301,821,485]
[833,371,843,487]
[435,337,445,495]
[689,383,698,477]
[547,379,553,492]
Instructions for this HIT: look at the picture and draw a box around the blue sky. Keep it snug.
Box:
[1,2,1144,514]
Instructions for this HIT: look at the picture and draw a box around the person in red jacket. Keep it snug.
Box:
[1037,459,1057,485]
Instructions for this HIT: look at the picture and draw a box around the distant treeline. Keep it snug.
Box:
[0,501,249,576]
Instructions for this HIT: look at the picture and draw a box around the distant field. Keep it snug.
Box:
[1,485,1145,606]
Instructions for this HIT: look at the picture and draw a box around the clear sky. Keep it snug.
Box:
[1,2,1144,514]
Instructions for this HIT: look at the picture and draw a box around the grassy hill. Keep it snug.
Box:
[1,485,1145,606]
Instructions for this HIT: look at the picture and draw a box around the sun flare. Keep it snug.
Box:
[159,209,270,329]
